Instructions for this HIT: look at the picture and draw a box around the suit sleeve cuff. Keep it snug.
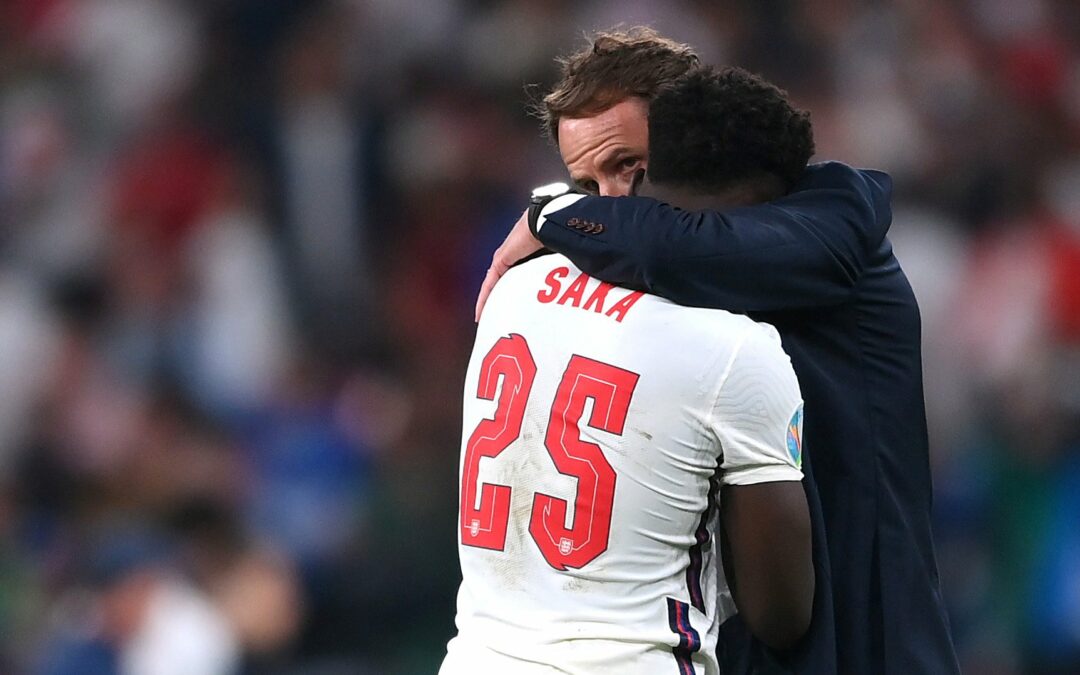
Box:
[536,193,587,234]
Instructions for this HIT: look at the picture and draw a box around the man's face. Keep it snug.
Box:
[558,97,649,197]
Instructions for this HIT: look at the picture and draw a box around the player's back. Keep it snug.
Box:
[442,254,803,675]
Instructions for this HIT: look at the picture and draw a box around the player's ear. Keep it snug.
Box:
[630,168,647,196]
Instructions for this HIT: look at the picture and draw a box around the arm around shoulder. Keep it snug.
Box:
[538,162,892,312]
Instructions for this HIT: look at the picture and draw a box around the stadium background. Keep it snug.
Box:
[1,0,1079,673]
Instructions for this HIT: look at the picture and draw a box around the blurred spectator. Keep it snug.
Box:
[254,2,380,356]
[36,525,238,675]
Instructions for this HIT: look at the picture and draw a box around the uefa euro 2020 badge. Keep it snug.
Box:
[787,405,803,468]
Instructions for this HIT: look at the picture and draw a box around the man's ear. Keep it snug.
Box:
[630,168,647,196]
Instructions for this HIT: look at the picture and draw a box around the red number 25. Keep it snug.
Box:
[460,334,639,571]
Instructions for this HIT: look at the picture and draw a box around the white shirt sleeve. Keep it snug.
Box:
[708,322,805,486]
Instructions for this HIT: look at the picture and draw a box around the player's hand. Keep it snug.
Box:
[475,209,542,321]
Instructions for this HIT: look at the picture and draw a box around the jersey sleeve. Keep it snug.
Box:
[708,323,805,486]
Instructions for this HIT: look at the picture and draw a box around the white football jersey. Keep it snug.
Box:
[441,254,804,675]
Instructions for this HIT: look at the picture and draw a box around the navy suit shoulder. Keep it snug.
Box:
[791,161,893,247]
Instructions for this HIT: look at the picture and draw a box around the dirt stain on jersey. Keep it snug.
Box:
[484,429,548,591]
[632,427,654,442]
[562,574,589,593]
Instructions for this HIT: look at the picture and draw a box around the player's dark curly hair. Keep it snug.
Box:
[647,66,815,192]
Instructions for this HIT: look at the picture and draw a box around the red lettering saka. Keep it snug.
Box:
[557,272,589,308]
[605,291,644,323]
[537,266,570,303]
[582,281,614,314]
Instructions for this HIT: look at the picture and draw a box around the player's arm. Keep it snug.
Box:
[721,481,812,651]
[710,325,813,650]
[537,162,891,311]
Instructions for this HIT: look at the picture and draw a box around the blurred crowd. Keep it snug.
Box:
[0,0,1078,673]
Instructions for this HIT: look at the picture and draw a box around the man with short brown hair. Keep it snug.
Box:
[477,27,960,675]
[539,27,699,144]
[531,27,697,198]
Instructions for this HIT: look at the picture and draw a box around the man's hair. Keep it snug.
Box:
[538,27,699,144]
[647,66,815,192]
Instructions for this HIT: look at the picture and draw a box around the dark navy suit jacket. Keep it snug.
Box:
[537,162,960,675]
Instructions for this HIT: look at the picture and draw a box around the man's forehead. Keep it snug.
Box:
[558,116,623,156]
[558,98,648,136]
[558,99,649,161]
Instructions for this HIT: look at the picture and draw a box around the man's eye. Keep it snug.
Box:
[583,180,599,195]
[619,157,640,170]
